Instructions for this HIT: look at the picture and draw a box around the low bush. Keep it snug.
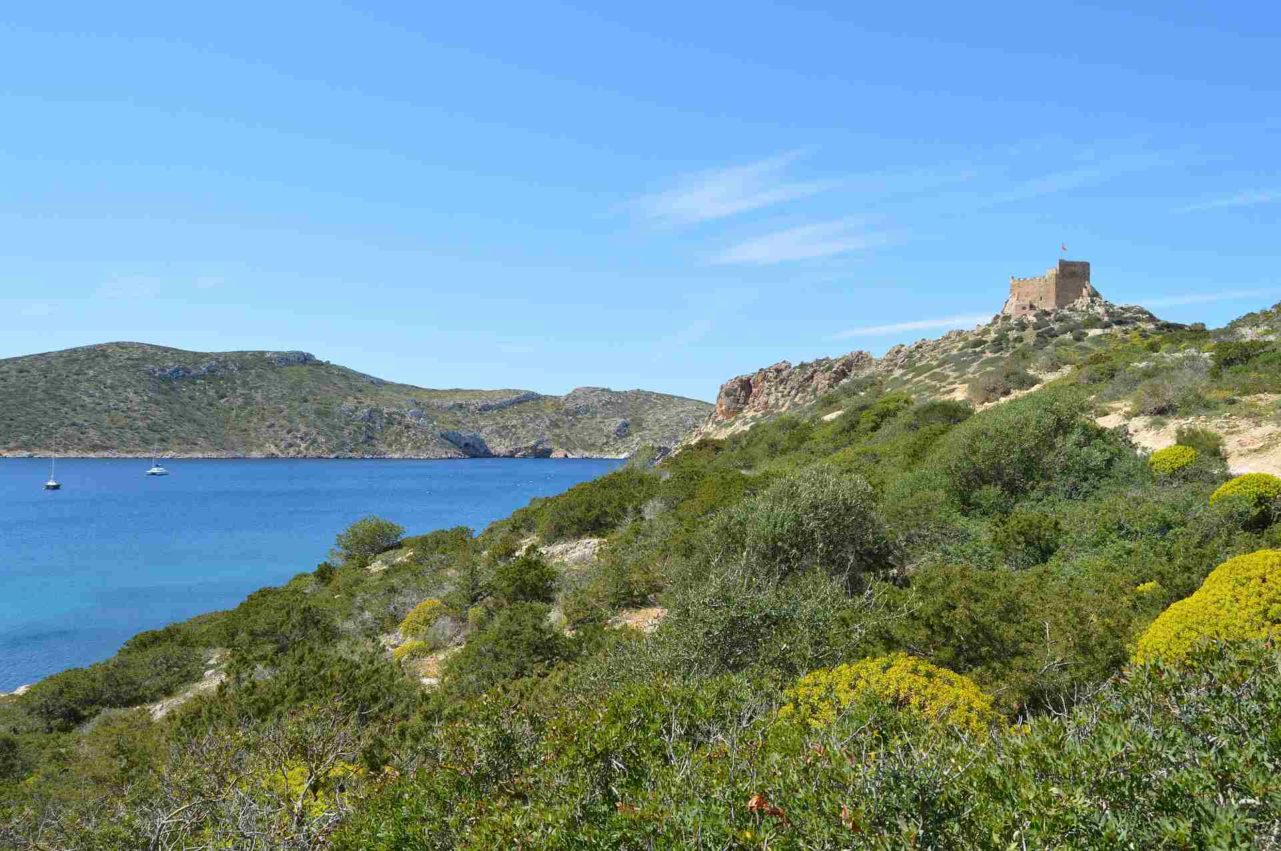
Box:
[1212,340,1270,373]
[929,389,1138,506]
[1134,549,1281,664]
[1210,472,1281,527]
[334,516,405,568]
[1148,444,1198,476]
[491,552,557,604]
[702,465,890,589]
[398,599,445,638]
[391,640,429,662]
[443,603,570,696]
[992,509,1062,568]
[1175,425,1225,459]
[779,653,997,736]
[526,468,659,542]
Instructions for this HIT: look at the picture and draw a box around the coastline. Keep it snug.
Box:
[0,450,631,460]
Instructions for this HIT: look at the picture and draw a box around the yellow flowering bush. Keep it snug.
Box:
[271,760,360,818]
[1148,445,1197,476]
[1135,580,1162,595]
[399,598,445,638]
[1133,549,1281,664]
[392,640,429,662]
[778,653,997,736]
[1210,473,1281,521]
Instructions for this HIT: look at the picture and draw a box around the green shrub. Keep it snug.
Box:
[20,645,205,731]
[704,465,890,589]
[1134,550,1281,664]
[1210,473,1281,526]
[929,389,1136,506]
[443,603,569,695]
[398,599,445,638]
[334,516,405,567]
[392,640,430,663]
[779,653,996,736]
[966,365,1037,405]
[1212,340,1270,373]
[1148,444,1198,476]
[530,468,659,542]
[992,509,1061,568]
[491,552,558,604]
[1175,425,1225,459]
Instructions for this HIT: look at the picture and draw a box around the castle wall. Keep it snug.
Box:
[1002,260,1093,316]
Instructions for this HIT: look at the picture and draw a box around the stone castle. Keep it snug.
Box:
[1001,259,1097,317]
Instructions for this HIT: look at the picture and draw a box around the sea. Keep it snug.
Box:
[0,457,621,691]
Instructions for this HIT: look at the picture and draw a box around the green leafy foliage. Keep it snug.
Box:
[16,323,1281,847]
[442,603,570,696]
[334,515,405,567]
[491,552,558,604]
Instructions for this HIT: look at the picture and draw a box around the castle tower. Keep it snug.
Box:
[1002,259,1096,317]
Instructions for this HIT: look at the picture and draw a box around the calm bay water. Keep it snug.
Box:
[0,457,620,691]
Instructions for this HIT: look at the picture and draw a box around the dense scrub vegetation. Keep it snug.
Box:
[5,317,1281,848]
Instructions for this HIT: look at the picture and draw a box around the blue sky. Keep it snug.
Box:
[1,2,1279,401]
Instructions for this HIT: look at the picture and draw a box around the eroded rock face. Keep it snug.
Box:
[686,294,1174,446]
[711,352,877,423]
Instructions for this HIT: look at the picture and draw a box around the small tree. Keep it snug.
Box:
[491,552,558,604]
[334,516,404,567]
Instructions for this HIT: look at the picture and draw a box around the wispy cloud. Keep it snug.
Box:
[95,276,161,299]
[650,318,713,362]
[635,152,837,226]
[983,151,1169,208]
[96,275,226,299]
[1175,189,1281,214]
[828,313,991,340]
[18,302,56,318]
[712,218,895,266]
[1137,288,1279,308]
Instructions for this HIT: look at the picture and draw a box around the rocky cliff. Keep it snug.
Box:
[0,343,711,459]
[690,294,1169,441]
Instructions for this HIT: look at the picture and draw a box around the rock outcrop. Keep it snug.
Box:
[687,294,1171,443]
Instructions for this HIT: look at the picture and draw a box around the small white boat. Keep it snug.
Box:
[145,457,169,477]
[44,457,61,490]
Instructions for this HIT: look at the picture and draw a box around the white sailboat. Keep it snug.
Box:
[145,456,169,476]
[43,457,61,490]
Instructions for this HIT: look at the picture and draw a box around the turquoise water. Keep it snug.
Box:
[0,457,620,691]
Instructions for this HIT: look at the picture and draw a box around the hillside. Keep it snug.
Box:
[6,295,1281,847]
[0,342,711,459]
[693,288,1170,441]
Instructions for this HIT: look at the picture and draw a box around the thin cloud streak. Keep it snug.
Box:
[981,151,1170,208]
[712,219,896,266]
[635,152,837,226]
[1138,288,1279,308]
[829,313,991,340]
[1175,189,1281,213]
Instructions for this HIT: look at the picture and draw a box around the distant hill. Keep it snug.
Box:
[0,342,712,458]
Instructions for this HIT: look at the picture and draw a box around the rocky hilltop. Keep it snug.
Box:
[692,287,1169,441]
[0,343,711,458]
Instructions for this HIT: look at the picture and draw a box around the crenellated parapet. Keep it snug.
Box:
[1002,259,1097,316]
